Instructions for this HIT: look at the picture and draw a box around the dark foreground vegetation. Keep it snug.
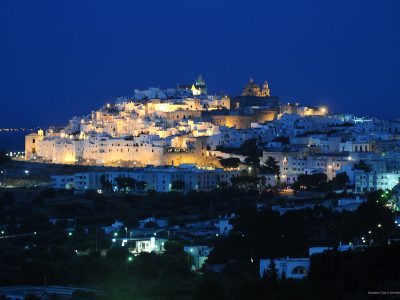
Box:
[0,184,400,299]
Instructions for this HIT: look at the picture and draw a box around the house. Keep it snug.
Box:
[260,258,310,279]
[112,237,167,254]
[335,197,366,212]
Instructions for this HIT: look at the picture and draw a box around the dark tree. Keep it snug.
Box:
[115,177,136,192]
[272,136,290,145]
[231,175,259,189]
[330,172,349,190]
[220,157,241,168]
[100,174,112,192]
[172,179,185,191]
[0,150,11,165]
[84,189,99,201]
[354,159,372,172]
[293,173,328,191]
[266,258,279,282]
[261,156,280,177]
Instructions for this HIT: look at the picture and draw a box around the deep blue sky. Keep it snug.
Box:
[1,0,400,127]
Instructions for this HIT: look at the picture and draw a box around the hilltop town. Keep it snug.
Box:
[24,76,400,195]
[1,77,399,299]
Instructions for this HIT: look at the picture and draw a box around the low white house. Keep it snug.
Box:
[51,172,102,192]
[309,246,333,257]
[260,258,310,279]
[112,237,167,254]
[335,197,366,212]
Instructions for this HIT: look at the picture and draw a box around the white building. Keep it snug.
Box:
[259,258,310,280]
[52,166,239,194]
[355,170,400,193]
[112,237,167,254]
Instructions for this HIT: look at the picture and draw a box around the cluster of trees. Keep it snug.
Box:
[0,150,11,166]
[112,177,146,193]
[194,192,400,298]
[217,139,262,158]
[354,159,372,172]
[196,242,400,300]
[1,186,399,299]
[292,172,349,192]
[219,157,241,169]
[0,238,196,300]
[209,192,397,263]
[260,156,280,176]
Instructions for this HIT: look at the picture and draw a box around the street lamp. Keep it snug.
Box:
[24,170,29,178]
[0,171,5,186]
[125,227,128,239]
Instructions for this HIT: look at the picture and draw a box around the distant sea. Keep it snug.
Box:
[0,131,31,152]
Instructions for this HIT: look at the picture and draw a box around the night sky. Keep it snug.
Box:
[1,0,400,127]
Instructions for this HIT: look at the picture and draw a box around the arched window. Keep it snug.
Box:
[291,266,308,275]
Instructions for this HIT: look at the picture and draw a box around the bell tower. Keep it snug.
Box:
[261,81,270,97]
